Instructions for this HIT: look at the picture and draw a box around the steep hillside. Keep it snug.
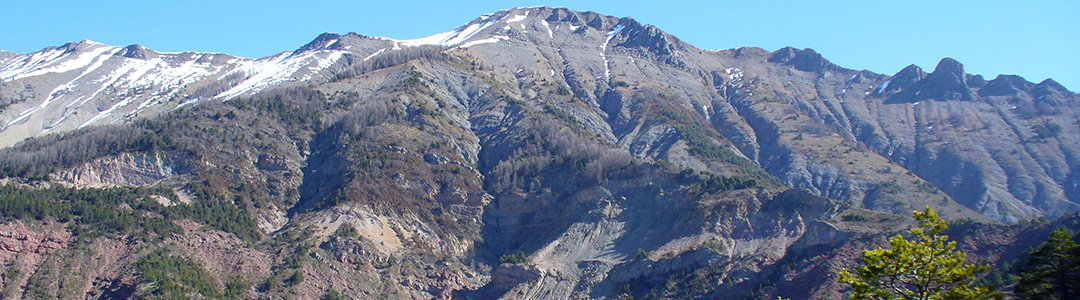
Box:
[0,6,1077,299]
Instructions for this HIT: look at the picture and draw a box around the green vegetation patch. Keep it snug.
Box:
[0,183,261,243]
[178,179,262,242]
[0,185,180,243]
[1031,121,1062,141]
[498,251,530,265]
[656,110,778,185]
[135,248,222,299]
[333,222,359,239]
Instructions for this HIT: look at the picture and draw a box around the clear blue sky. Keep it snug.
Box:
[3,0,1077,90]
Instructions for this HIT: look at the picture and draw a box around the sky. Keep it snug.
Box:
[2,0,1077,90]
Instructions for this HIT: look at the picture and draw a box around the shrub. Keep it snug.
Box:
[878,181,902,194]
[285,270,304,287]
[321,290,346,300]
[498,251,530,264]
[636,249,650,260]
[1031,122,1062,140]
[334,222,359,239]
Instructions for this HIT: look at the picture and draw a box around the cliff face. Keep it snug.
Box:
[0,6,1078,299]
[705,47,1079,223]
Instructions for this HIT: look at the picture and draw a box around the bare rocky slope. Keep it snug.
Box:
[0,7,1078,299]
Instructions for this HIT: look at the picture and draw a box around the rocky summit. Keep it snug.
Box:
[0,6,1077,299]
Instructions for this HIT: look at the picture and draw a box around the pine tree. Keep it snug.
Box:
[838,206,1002,300]
[1014,229,1080,299]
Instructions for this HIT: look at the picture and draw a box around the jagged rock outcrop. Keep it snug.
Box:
[980,74,1033,96]
[915,58,975,101]
[768,47,841,72]
[877,64,926,95]
[117,44,153,60]
[49,151,181,188]
[614,18,681,57]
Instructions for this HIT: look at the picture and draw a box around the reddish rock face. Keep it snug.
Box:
[0,222,69,260]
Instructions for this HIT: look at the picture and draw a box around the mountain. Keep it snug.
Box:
[0,6,1077,299]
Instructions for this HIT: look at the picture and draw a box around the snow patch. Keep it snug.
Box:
[7,46,122,125]
[2,43,117,81]
[725,68,744,84]
[216,50,346,100]
[0,46,70,80]
[876,79,891,94]
[397,14,500,47]
[541,20,553,39]
[459,36,509,48]
[598,25,626,81]
[607,24,626,37]
[60,51,231,128]
[363,49,386,61]
[79,97,131,129]
[299,50,344,81]
[505,11,529,23]
[322,38,339,49]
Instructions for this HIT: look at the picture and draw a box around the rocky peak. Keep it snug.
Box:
[1032,78,1071,100]
[537,6,617,30]
[876,64,926,96]
[59,41,78,49]
[979,74,1033,96]
[545,7,581,24]
[295,32,343,53]
[613,17,681,57]
[767,47,838,72]
[913,57,974,101]
[75,40,106,51]
[117,44,154,60]
[732,46,771,59]
[932,57,965,76]
[582,11,608,29]
[1034,78,1068,93]
[58,41,81,55]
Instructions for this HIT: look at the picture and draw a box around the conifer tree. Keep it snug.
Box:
[838,207,1002,300]
[1014,229,1080,299]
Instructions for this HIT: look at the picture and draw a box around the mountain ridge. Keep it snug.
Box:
[2,6,1076,221]
[0,6,1078,299]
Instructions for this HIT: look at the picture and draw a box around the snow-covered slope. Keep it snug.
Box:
[0,7,577,148]
[0,39,356,147]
